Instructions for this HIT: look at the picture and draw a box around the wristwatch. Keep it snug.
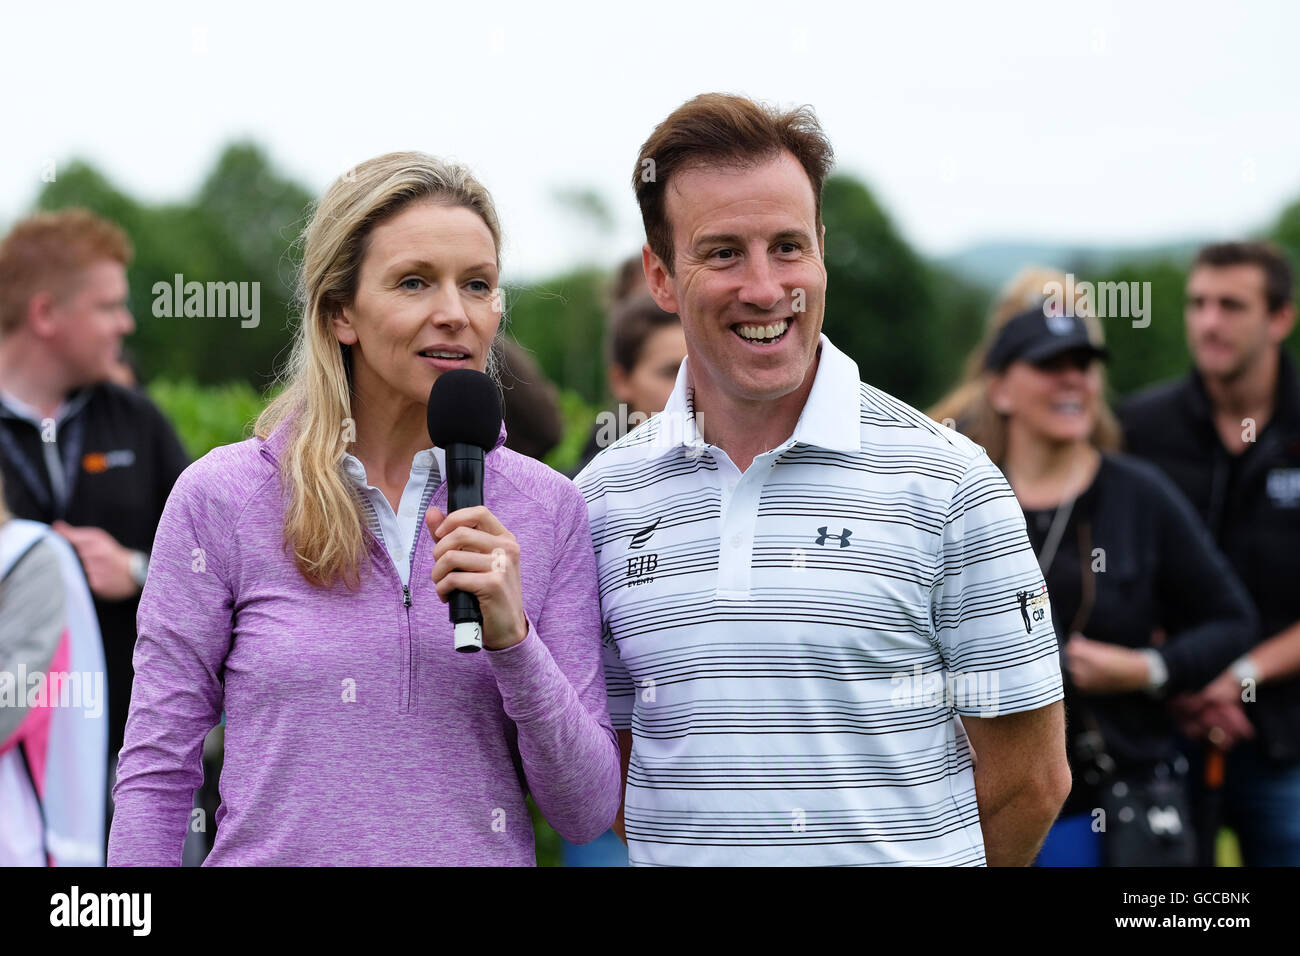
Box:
[1230,656,1259,685]
[128,550,150,589]
[1141,648,1169,695]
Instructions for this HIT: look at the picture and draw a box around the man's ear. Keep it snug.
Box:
[988,375,1013,416]
[642,243,679,315]
[608,363,633,405]
[1268,302,1296,345]
[331,302,359,347]
[818,221,826,261]
[26,290,58,338]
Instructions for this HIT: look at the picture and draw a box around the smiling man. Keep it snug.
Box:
[576,93,1071,866]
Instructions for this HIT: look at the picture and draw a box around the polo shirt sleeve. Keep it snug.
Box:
[601,622,635,731]
[930,450,1064,718]
[576,466,636,732]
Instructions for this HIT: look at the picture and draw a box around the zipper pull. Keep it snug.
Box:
[403,584,412,608]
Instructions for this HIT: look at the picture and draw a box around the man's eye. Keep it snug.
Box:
[777,242,799,254]
[400,277,425,291]
[713,249,735,260]
[467,279,492,294]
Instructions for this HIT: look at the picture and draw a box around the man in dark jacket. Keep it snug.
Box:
[1120,240,1300,866]
[0,209,190,785]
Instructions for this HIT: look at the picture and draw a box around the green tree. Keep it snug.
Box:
[505,268,611,406]
[1271,197,1300,265]
[821,173,986,407]
[1078,260,1191,399]
[36,146,310,388]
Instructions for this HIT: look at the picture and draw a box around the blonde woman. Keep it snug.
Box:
[930,269,1256,866]
[108,153,621,865]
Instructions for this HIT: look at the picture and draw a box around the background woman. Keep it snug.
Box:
[570,292,685,476]
[931,268,1258,866]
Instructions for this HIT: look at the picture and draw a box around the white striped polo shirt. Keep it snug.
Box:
[575,333,1063,866]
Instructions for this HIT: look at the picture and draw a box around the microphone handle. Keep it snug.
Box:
[445,442,486,653]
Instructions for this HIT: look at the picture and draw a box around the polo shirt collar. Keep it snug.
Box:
[657,332,860,456]
[790,334,862,452]
[341,446,443,487]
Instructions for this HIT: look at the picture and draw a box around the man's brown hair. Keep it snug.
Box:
[1192,240,1293,313]
[0,208,133,335]
[609,253,647,306]
[607,293,680,372]
[632,93,834,275]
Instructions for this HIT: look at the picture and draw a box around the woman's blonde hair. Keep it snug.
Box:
[928,266,1121,464]
[256,152,504,588]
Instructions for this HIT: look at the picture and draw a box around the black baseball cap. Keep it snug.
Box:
[984,305,1109,372]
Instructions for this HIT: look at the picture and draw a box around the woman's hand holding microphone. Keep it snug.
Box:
[426,505,528,650]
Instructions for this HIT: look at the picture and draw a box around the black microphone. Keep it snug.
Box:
[427,369,503,653]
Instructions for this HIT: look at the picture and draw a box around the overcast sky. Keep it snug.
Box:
[4,0,1297,281]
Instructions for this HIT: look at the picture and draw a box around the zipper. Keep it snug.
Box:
[356,461,441,717]
[401,582,414,714]
[395,496,434,716]
[362,527,416,715]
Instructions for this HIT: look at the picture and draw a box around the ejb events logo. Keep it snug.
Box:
[625,518,660,587]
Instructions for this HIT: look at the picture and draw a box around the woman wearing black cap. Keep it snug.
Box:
[930,268,1258,866]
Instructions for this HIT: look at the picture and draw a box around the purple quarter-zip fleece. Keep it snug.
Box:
[108,414,621,866]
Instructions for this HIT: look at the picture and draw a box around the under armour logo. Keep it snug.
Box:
[815,527,852,548]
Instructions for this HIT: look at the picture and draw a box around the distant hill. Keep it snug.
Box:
[938,240,1210,290]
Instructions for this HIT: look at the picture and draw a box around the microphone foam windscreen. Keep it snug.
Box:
[427,369,503,451]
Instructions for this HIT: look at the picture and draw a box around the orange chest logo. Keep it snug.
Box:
[82,450,136,474]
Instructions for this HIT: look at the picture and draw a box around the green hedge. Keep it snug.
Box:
[150,376,599,478]
[148,378,269,460]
